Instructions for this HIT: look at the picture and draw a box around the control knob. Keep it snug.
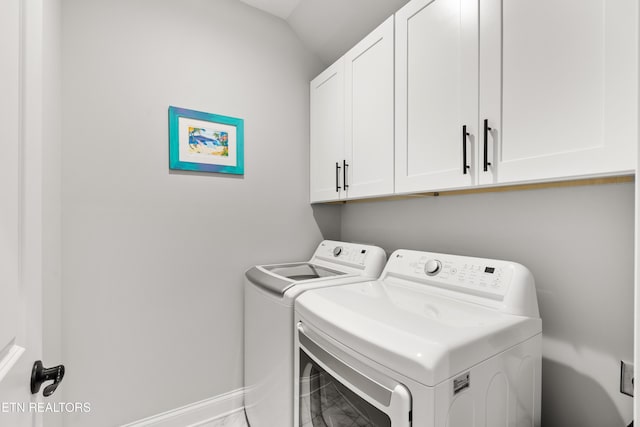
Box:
[424,259,441,276]
[333,246,343,257]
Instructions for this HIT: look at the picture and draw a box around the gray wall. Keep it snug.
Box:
[341,182,634,427]
[61,1,338,425]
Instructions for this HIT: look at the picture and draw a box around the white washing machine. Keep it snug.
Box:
[294,249,542,427]
[244,240,386,427]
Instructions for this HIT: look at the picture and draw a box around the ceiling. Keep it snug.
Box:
[238,0,410,65]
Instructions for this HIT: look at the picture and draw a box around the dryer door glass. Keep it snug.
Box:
[299,349,391,427]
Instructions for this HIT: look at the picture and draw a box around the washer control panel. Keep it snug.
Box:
[387,250,516,300]
[315,241,371,267]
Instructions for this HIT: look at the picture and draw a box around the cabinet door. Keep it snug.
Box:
[344,16,395,199]
[479,0,638,185]
[310,59,345,203]
[395,0,478,194]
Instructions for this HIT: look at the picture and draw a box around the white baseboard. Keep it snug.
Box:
[121,388,245,427]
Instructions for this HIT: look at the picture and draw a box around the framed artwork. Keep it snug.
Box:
[168,106,244,174]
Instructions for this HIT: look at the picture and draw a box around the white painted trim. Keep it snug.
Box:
[635,0,640,420]
[0,344,25,383]
[120,388,245,427]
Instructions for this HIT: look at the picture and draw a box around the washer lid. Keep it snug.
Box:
[246,263,346,296]
[295,280,542,387]
[263,263,345,280]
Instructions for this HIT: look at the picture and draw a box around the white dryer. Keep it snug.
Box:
[244,240,386,427]
[294,249,542,427]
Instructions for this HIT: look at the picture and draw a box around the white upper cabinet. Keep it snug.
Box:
[395,0,479,194]
[310,59,345,203]
[310,17,394,203]
[344,16,395,199]
[479,0,638,185]
[312,0,637,203]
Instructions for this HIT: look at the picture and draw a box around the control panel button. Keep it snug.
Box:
[424,259,442,276]
[333,246,343,257]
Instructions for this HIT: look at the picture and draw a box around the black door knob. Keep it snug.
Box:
[31,360,65,397]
